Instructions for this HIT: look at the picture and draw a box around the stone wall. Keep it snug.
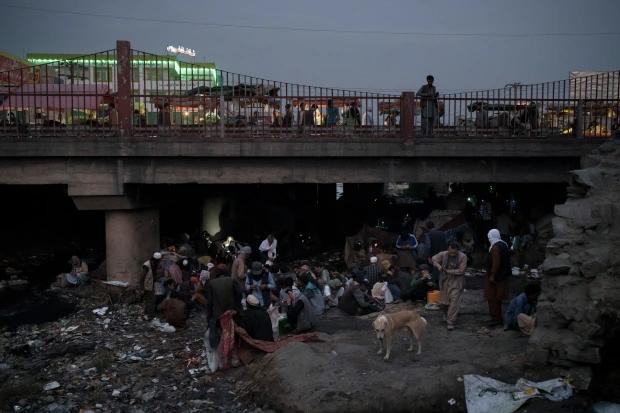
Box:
[526,139,620,393]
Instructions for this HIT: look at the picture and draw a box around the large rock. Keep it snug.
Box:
[551,217,585,238]
[240,313,534,413]
[589,274,620,308]
[541,256,573,275]
[528,139,620,401]
[579,246,612,278]
[554,200,592,221]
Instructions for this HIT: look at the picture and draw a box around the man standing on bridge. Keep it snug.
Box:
[417,75,439,136]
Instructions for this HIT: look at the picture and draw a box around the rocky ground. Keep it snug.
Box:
[1,270,592,413]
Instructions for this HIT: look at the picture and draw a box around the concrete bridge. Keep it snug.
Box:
[0,39,612,287]
[0,136,602,190]
[0,135,604,286]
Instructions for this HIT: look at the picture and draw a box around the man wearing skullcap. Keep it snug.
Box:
[140,252,163,319]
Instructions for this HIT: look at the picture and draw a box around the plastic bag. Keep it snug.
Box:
[203,329,223,372]
[150,319,176,333]
[464,375,573,413]
[593,402,620,413]
[381,283,394,303]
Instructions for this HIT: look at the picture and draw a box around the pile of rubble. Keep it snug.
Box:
[0,304,258,412]
[526,139,620,398]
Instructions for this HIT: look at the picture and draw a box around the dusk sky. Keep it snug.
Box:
[2,0,620,93]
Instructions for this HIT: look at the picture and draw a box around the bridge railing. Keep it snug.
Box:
[0,40,617,139]
[0,50,119,137]
[438,73,620,138]
[128,49,401,138]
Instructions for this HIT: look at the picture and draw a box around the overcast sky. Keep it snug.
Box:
[2,0,620,94]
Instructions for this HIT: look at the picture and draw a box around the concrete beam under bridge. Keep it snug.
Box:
[0,137,605,159]
[0,156,582,187]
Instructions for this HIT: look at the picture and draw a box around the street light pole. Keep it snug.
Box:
[505,82,523,135]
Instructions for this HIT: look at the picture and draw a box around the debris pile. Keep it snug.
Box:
[0,304,254,412]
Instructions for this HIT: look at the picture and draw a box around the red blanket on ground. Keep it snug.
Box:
[217,310,322,369]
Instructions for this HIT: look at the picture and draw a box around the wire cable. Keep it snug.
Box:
[3,4,620,37]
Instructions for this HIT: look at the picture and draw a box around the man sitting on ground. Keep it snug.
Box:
[328,265,345,284]
[278,277,295,313]
[504,283,541,336]
[392,264,414,299]
[363,256,383,286]
[157,279,178,306]
[338,278,383,316]
[324,278,344,308]
[409,264,438,301]
[244,295,274,341]
[285,287,318,333]
[382,265,403,302]
[157,291,187,331]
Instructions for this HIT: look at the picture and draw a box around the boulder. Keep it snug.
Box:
[565,345,601,364]
[554,200,592,221]
[541,256,572,275]
[552,217,584,238]
[579,246,611,278]
[589,274,620,309]
[571,168,605,188]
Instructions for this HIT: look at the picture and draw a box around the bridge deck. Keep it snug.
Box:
[0,136,606,158]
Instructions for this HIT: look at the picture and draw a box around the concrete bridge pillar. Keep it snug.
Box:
[105,208,160,287]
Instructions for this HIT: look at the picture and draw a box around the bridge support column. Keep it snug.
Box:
[105,208,160,287]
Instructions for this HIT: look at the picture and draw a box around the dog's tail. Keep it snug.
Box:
[421,316,428,328]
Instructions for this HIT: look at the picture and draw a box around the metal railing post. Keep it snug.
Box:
[116,40,132,137]
[576,99,583,139]
[220,92,225,138]
[401,91,415,139]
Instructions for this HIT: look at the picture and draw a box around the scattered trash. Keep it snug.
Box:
[457,377,464,382]
[464,375,573,413]
[448,398,456,405]
[112,390,121,397]
[424,303,441,311]
[151,319,176,333]
[92,307,108,316]
[62,326,79,332]
[43,381,60,391]
[593,401,620,413]
[102,281,130,287]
